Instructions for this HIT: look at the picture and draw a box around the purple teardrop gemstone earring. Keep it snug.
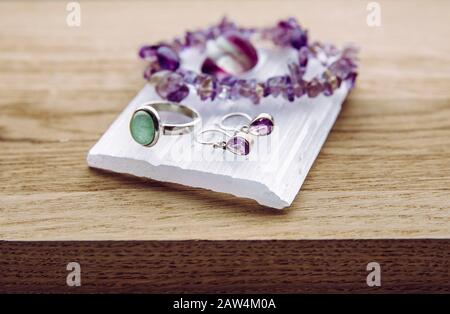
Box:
[219,112,275,137]
[226,135,251,155]
[196,129,253,156]
[248,113,274,136]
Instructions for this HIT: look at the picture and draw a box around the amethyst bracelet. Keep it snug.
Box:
[138,17,358,104]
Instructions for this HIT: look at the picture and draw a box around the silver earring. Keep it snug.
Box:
[196,128,253,156]
[219,112,274,136]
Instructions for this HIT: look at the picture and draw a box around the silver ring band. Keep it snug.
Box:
[149,102,201,135]
[130,101,201,147]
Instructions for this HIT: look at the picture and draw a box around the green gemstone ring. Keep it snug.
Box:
[130,101,201,147]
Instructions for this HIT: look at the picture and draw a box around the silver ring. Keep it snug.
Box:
[130,101,201,147]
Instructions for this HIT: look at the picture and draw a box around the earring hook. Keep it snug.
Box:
[219,112,252,132]
[220,112,275,136]
[196,128,233,149]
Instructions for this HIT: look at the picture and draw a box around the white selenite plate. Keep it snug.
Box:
[87,47,350,209]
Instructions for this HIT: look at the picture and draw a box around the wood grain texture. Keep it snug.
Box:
[0,0,449,240]
[1,240,449,293]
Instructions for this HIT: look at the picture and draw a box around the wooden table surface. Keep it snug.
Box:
[1,0,449,240]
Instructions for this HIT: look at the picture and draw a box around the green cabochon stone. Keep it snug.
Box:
[130,110,155,145]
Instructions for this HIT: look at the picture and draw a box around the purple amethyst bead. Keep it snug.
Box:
[229,79,252,100]
[298,46,309,74]
[238,80,253,97]
[290,29,308,50]
[329,58,354,80]
[250,82,265,104]
[265,76,285,98]
[195,75,217,101]
[306,78,324,98]
[185,31,207,49]
[176,69,198,85]
[215,77,236,100]
[143,61,161,80]
[293,80,306,97]
[171,37,185,52]
[216,84,231,100]
[229,81,242,100]
[232,79,265,104]
[156,46,180,71]
[322,73,341,96]
[342,44,359,62]
[226,136,250,155]
[167,84,189,102]
[205,25,221,40]
[217,16,236,33]
[288,63,302,84]
[322,80,333,97]
[345,72,358,90]
[264,18,309,50]
[220,76,238,86]
[281,77,295,102]
[138,45,158,59]
[322,43,340,58]
[155,72,189,102]
[278,18,298,30]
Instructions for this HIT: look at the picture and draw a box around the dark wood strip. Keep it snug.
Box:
[1,240,449,293]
